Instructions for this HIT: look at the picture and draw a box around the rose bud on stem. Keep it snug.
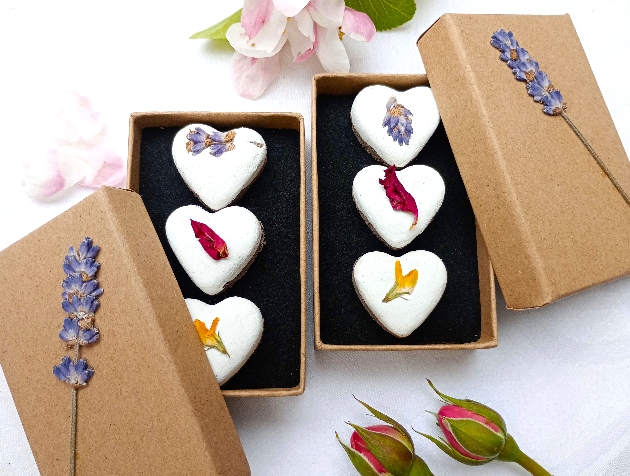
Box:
[337,397,433,476]
[417,380,551,476]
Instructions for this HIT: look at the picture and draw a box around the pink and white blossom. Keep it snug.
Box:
[226,0,376,99]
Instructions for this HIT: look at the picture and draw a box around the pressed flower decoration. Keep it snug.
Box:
[383,97,414,146]
[53,237,102,475]
[379,166,418,228]
[191,219,229,260]
[194,317,230,356]
[186,127,237,158]
[491,29,630,207]
[383,260,418,303]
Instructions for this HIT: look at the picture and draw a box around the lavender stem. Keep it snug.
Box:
[560,113,630,207]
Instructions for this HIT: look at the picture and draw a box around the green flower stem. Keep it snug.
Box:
[498,435,551,476]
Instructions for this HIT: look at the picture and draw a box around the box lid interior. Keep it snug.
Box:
[0,187,249,475]
[418,13,630,309]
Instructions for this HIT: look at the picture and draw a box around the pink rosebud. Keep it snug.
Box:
[418,380,551,475]
[338,398,433,476]
[190,219,229,260]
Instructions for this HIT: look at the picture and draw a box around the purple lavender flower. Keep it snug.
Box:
[185,127,236,157]
[53,356,94,388]
[491,29,519,62]
[62,274,103,301]
[542,90,567,116]
[512,53,539,82]
[59,318,100,347]
[63,255,99,280]
[383,97,414,146]
[526,71,554,103]
[62,294,99,327]
[67,238,100,262]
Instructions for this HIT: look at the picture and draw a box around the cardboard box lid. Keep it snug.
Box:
[418,14,630,309]
[0,187,249,475]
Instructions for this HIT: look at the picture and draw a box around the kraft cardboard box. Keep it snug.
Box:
[0,187,250,475]
[418,14,630,310]
[312,73,498,351]
[127,112,307,396]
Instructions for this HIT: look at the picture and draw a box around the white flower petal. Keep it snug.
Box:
[286,17,314,59]
[52,92,105,144]
[315,23,349,73]
[22,148,67,199]
[77,144,126,188]
[342,7,376,42]
[308,0,345,28]
[294,9,315,41]
[241,0,275,39]
[272,0,309,17]
[230,52,282,99]
[226,22,288,58]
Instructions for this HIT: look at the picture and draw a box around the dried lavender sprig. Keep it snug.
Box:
[53,237,102,476]
[491,29,630,207]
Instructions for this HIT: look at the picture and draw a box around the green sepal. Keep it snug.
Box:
[407,455,434,476]
[344,0,416,31]
[416,432,488,467]
[446,418,504,458]
[427,380,507,435]
[348,423,412,476]
[354,396,414,452]
[496,434,521,462]
[336,432,383,476]
[190,9,242,40]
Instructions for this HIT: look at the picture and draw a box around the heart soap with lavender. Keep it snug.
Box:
[351,85,440,168]
[353,251,447,337]
[172,124,267,210]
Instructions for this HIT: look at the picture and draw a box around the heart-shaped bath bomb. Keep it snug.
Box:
[351,85,440,168]
[353,165,445,249]
[186,297,263,385]
[353,251,447,337]
[172,123,267,211]
[166,205,263,295]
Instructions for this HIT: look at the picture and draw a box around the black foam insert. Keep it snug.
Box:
[139,126,302,390]
[317,94,481,345]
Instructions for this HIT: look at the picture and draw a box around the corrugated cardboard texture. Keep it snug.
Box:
[418,14,630,309]
[127,112,307,397]
[312,74,497,350]
[0,187,250,475]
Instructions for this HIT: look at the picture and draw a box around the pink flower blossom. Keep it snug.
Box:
[226,0,375,99]
[22,93,125,200]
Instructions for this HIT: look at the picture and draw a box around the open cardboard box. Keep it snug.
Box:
[312,73,498,350]
[127,112,307,396]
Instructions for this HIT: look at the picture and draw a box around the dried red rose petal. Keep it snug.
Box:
[190,219,229,260]
[379,166,418,229]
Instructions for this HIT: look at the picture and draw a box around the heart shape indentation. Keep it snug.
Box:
[166,205,263,295]
[353,165,445,249]
[353,251,447,337]
[186,297,263,385]
[172,124,267,210]
[351,85,440,168]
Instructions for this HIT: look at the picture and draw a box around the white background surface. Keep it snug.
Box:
[1,0,630,475]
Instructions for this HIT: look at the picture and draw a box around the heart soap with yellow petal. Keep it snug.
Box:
[353,251,447,337]
[187,297,263,385]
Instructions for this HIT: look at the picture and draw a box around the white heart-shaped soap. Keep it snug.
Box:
[186,297,263,385]
[353,251,447,337]
[166,205,263,295]
[172,123,267,210]
[353,165,445,249]
[351,85,440,168]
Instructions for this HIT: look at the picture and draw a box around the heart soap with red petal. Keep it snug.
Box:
[165,205,263,295]
[172,124,267,211]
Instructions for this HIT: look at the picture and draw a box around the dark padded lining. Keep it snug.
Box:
[139,126,302,390]
[317,94,481,346]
